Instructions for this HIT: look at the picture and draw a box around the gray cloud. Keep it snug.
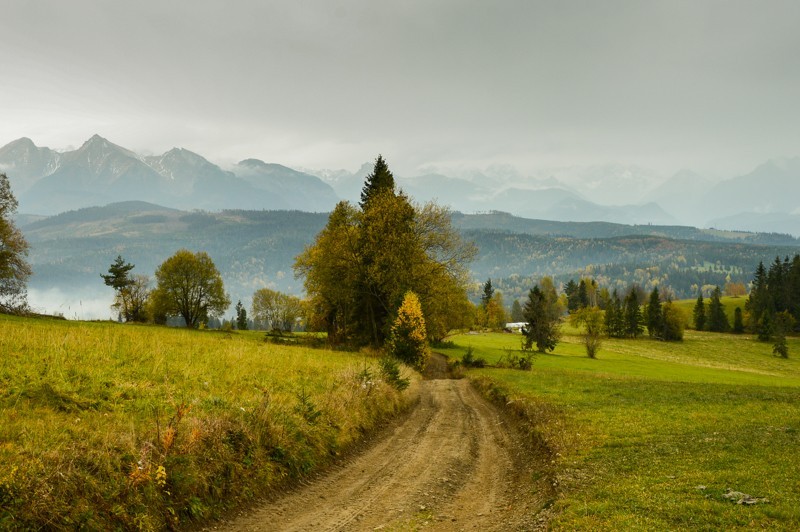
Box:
[2,0,799,177]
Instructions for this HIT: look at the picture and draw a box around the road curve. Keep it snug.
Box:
[218,377,540,531]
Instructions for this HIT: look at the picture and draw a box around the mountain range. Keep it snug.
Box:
[2,135,800,235]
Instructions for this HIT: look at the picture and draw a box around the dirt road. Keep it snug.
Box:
[220,364,540,531]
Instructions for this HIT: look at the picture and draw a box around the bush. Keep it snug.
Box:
[378,356,410,391]
[497,349,534,371]
[461,346,487,368]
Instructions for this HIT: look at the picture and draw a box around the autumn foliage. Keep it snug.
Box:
[388,291,429,369]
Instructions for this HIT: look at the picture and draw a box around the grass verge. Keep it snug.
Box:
[438,330,800,530]
[0,315,416,530]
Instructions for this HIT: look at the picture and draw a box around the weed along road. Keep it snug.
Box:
[219,360,540,531]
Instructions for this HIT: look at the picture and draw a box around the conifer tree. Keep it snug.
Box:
[623,289,643,338]
[565,279,579,312]
[235,300,248,330]
[510,299,524,322]
[481,278,494,309]
[693,292,706,331]
[604,290,625,338]
[522,281,561,352]
[707,286,730,332]
[578,279,589,309]
[746,261,770,334]
[645,286,663,338]
[359,154,395,209]
[733,306,744,333]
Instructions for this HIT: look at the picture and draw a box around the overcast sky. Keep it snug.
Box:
[2,0,799,178]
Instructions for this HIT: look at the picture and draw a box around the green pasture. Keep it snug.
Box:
[439,330,800,530]
[671,295,747,327]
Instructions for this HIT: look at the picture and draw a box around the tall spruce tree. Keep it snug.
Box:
[623,289,643,338]
[645,286,663,338]
[565,279,579,312]
[733,306,744,333]
[693,292,706,331]
[522,281,561,352]
[481,278,494,308]
[746,261,770,334]
[707,286,730,332]
[578,279,589,309]
[359,154,395,209]
[510,299,524,322]
[605,289,625,338]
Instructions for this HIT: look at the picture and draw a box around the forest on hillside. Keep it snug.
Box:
[18,203,800,309]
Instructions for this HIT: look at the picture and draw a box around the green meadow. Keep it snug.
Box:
[0,315,413,530]
[438,328,800,530]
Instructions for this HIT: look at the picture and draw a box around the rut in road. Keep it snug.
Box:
[220,371,542,531]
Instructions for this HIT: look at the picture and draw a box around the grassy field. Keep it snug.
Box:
[0,315,415,530]
[672,295,747,327]
[437,329,800,530]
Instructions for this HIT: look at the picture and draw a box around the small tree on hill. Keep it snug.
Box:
[150,249,230,328]
[0,173,32,314]
[772,311,795,358]
[235,300,248,330]
[388,291,428,369]
[570,306,604,358]
[103,258,150,323]
[522,280,561,352]
[661,301,685,341]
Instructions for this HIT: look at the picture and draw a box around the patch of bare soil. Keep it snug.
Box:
[215,359,542,531]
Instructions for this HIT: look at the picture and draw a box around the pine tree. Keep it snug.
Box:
[481,278,494,309]
[623,289,643,338]
[707,286,730,332]
[746,261,770,334]
[772,311,795,358]
[733,306,744,333]
[522,283,561,352]
[235,300,248,330]
[510,299,524,322]
[578,279,589,309]
[359,154,396,208]
[693,292,706,331]
[101,255,137,321]
[645,287,663,338]
[605,290,625,338]
[565,279,579,312]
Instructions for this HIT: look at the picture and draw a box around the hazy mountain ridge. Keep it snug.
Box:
[4,135,339,215]
[3,135,800,233]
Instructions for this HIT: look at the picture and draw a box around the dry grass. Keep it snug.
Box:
[0,315,416,530]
